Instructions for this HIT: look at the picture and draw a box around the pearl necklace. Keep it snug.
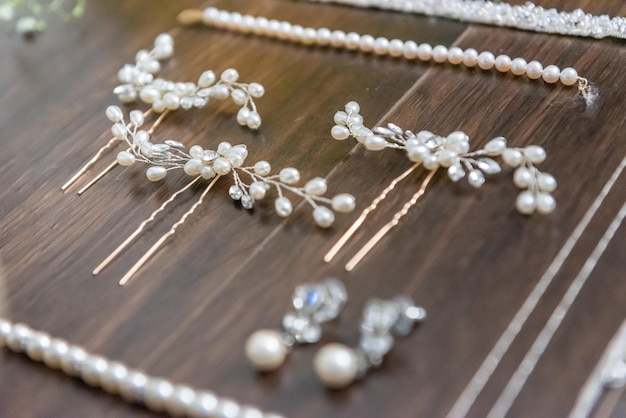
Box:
[178,8,592,98]
[0,318,283,418]
[302,0,626,40]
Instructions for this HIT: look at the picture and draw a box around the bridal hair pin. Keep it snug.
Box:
[0,0,86,37]
[93,108,356,285]
[326,102,557,271]
[61,32,265,193]
[177,8,595,102]
[303,0,626,40]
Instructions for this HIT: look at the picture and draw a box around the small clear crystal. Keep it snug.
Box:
[164,140,184,149]
[476,158,502,174]
[241,195,254,209]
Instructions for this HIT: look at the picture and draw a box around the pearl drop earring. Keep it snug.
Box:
[246,278,347,372]
[91,109,356,285]
[325,101,557,271]
[61,32,265,193]
[313,295,425,389]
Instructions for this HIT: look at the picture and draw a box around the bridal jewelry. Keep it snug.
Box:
[325,102,557,271]
[0,0,86,36]
[93,108,356,285]
[302,0,626,40]
[313,295,425,389]
[177,7,593,101]
[246,278,347,372]
[0,318,284,418]
[62,32,264,193]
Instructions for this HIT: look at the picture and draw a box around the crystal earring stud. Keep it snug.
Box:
[245,278,347,372]
[313,295,426,389]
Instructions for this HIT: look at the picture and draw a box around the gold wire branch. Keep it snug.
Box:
[93,176,202,276]
[324,162,421,263]
[345,169,437,272]
[119,175,220,286]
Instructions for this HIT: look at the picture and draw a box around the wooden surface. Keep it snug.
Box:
[0,0,625,417]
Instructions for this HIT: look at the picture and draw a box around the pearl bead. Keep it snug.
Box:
[314,343,358,389]
[0,319,11,347]
[216,399,241,418]
[345,32,360,50]
[213,158,231,175]
[189,391,219,417]
[536,193,556,214]
[502,149,524,167]
[417,43,432,61]
[144,379,175,412]
[477,51,496,70]
[248,82,265,98]
[331,125,350,140]
[364,135,387,151]
[304,177,328,195]
[254,161,271,176]
[111,123,126,139]
[462,48,479,67]
[316,28,332,45]
[221,68,239,83]
[237,108,250,126]
[7,323,31,352]
[542,65,561,83]
[129,110,145,127]
[106,106,123,123]
[146,166,167,182]
[560,67,579,86]
[388,39,404,57]
[209,85,229,100]
[538,173,557,193]
[245,330,288,371]
[42,338,69,369]
[359,34,375,52]
[447,47,464,65]
[279,167,300,185]
[201,166,216,180]
[407,145,430,162]
[274,197,293,217]
[100,362,128,395]
[81,355,109,387]
[247,111,262,130]
[332,194,356,213]
[119,371,149,402]
[302,28,317,45]
[60,346,88,376]
[526,61,544,79]
[423,154,440,170]
[432,45,448,63]
[231,89,247,105]
[345,101,360,114]
[516,191,536,215]
[313,207,335,228]
[184,159,203,176]
[403,40,419,59]
[25,332,51,362]
[117,151,136,167]
[495,55,512,72]
[163,92,181,110]
[374,37,389,55]
[510,58,528,76]
[249,182,267,200]
[198,70,216,87]
[436,149,458,167]
[513,167,533,188]
[165,386,196,417]
[524,145,547,164]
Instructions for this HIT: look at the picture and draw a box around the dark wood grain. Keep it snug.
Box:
[0,0,625,417]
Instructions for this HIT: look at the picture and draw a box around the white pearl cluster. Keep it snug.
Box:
[193,8,582,88]
[332,101,557,215]
[304,0,626,40]
[246,279,347,372]
[108,108,356,227]
[114,33,264,129]
[0,318,283,418]
[313,296,426,389]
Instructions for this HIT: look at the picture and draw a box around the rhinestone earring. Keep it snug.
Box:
[62,32,265,194]
[245,279,347,372]
[91,113,356,285]
[313,295,426,389]
[326,101,557,271]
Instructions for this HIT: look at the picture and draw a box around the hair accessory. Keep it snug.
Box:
[62,32,264,193]
[92,109,356,285]
[245,278,347,372]
[313,295,425,389]
[303,0,626,40]
[325,101,557,271]
[177,7,594,103]
[0,0,86,36]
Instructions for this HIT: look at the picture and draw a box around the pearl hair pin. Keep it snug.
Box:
[0,318,284,418]
[176,7,594,102]
[93,108,356,285]
[61,32,265,194]
[246,278,347,372]
[313,295,426,389]
[325,101,557,271]
[303,0,626,40]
